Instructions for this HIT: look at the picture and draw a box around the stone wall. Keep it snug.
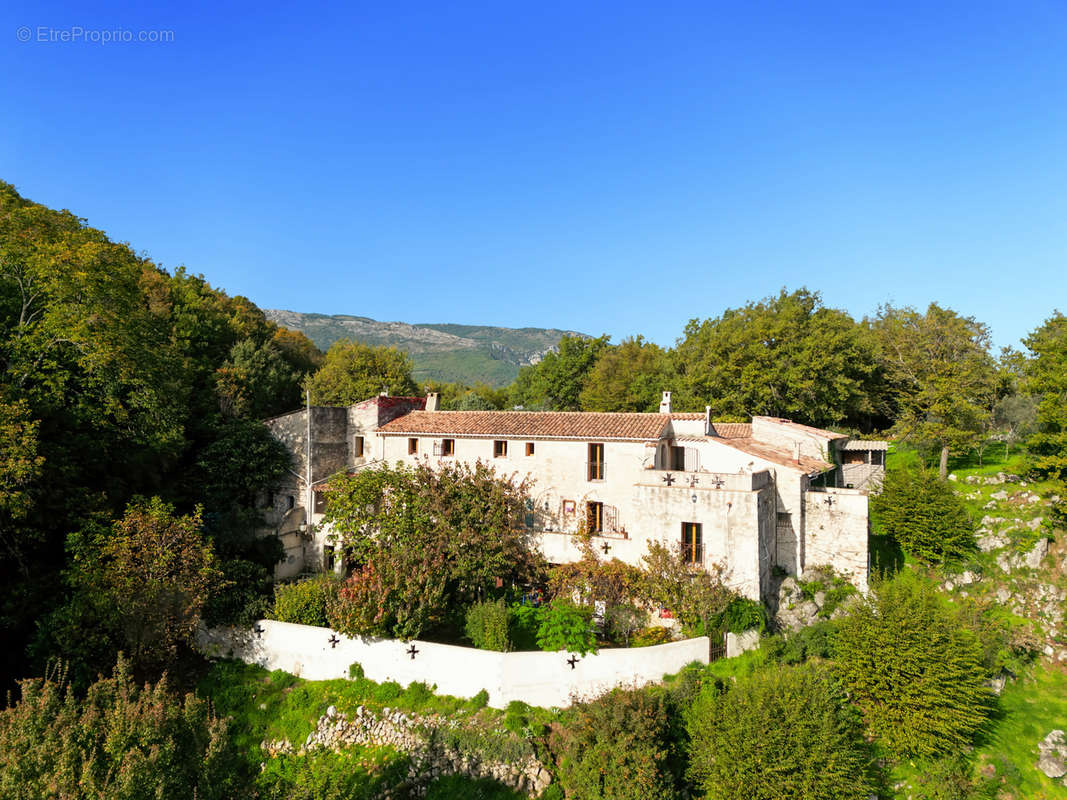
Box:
[196,619,710,709]
[803,487,869,590]
[266,704,551,797]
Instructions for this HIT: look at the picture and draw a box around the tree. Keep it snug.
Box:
[1024,311,1067,480]
[870,467,975,565]
[871,303,998,479]
[674,288,882,427]
[579,336,675,412]
[307,339,418,405]
[640,541,734,636]
[552,687,679,800]
[0,656,242,800]
[832,572,992,758]
[509,334,609,410]
[0,395,43,576]
[687,662,876,800]
[322,462,544,639]
[96,498,222,672]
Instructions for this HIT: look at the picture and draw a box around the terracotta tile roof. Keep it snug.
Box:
[754,416,846,441]
[709,423,752,439]
[717,437,832,474]
[377,411,671,441]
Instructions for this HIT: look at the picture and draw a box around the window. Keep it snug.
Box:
[441,438,455,456]
[525,442,535,456]
[313,491,327,514]
[681,522,702,564]
[670,446,686,471]
[353,436,364,458]
[776,512,792,527]
[323,544,335,572]
[286,495,295,511]
[494,440,507,458]
[587,442,605,480]
[586,501,604,533]
[408,438,418,455]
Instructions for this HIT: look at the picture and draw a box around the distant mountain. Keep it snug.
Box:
[265,310,589,387]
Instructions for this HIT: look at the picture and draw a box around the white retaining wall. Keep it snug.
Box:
[197,620,709,709]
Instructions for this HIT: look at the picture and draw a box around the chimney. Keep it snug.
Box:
[659,391,672,414]
[705,406,712,436]
[425,392,440,412]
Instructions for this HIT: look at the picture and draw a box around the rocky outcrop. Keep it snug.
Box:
[261,704,551,797]
[1037,730,1067,782]
[774,573,858,632]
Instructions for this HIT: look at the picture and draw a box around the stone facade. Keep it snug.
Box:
[260,392,880,597]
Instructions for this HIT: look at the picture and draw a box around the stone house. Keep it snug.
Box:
[260,391,884,602]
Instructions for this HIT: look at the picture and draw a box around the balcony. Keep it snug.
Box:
[680,540,704,564]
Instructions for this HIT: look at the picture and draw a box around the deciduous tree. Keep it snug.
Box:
[674,288,882,427]
[871,303,997,478]
[307,339,418,405]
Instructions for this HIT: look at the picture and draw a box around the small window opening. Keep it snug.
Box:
[408,438,418,455]
[586,501,604,533]
[681,522,702,564]
[441,438,455,456]
[526,442,535,456]
[494,440,507,458]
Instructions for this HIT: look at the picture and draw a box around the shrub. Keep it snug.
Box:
[832,572,993,758]
[465,598,512,651]
[632,626,674,647]
[687,662,875,799]
[536,602,597,655]
[508,602,542,650]
[348,661,365,679]
[718,597,767,634]
[552,687,679,800]
[0,657,242,800]
[271,574,341,627]
[761,620,837,665]
[870,468,975,564]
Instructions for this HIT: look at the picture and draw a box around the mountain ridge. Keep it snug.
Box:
[264,309,590,387]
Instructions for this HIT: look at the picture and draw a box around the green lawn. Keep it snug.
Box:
[978,663,1067,799]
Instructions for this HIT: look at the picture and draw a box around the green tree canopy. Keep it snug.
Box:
[552,686,679,800]
[93,498,222,672]
[687,662,876,800]
[323,461,544,639]
[307,339,418,405]
[1025,310,1067,480]
[673,288,882,427]
[0,656,241,800]
[832,572,992,759]
[579,336,675,412]
[870,467,976,565]
[508,334,609,410]
[871,303,998,478]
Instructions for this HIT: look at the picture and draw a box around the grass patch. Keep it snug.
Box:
[424,774,529,800]
[978,663,1067,798]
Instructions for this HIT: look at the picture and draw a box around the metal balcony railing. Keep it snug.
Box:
[681,541,704,564]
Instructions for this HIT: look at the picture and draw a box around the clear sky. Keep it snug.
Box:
[2,1,1065,352]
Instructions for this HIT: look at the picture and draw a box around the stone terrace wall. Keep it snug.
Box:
[197,620,709,709]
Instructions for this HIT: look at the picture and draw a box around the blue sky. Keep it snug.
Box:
[2,1,1065,352]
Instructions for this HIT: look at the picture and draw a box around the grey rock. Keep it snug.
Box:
[992,490,1009,501]
[1025,538,1050,569]
[1037,730,1067,779]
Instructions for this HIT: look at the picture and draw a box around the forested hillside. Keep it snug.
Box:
[0,181,323,690]
[3,182,1066,799]
[265,309,587,386]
